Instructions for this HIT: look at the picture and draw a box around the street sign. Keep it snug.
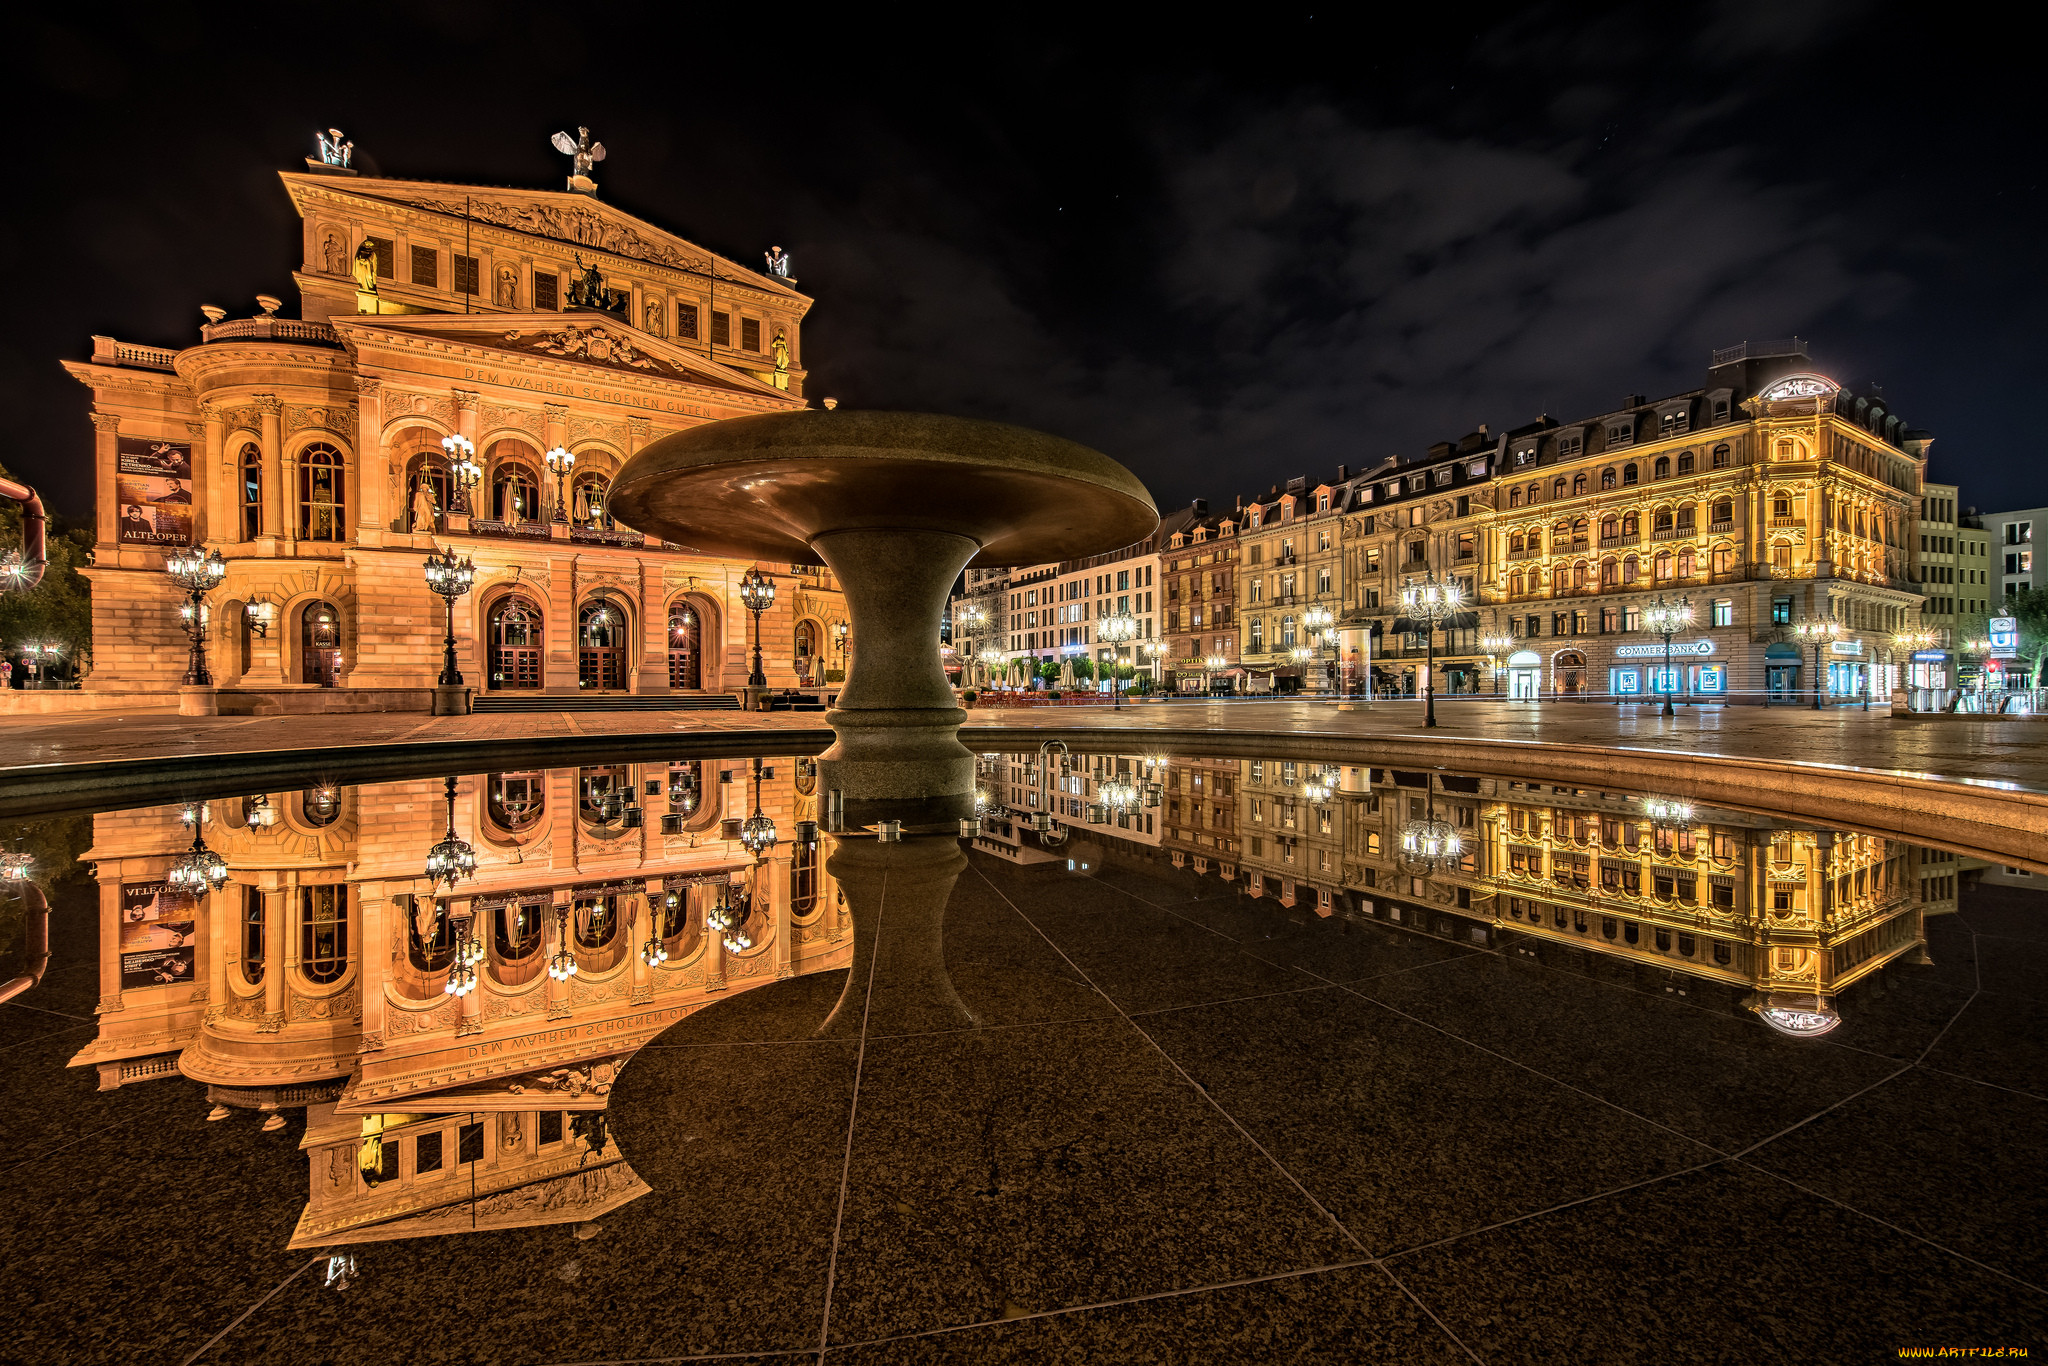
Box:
[1989,616,2018,660]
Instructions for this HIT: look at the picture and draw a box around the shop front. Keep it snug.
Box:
[1828,638,1868,702]
[1506,650,1541,699]
[1764,643,1801,703]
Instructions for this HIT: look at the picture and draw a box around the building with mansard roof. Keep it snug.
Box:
[56,160,843,715]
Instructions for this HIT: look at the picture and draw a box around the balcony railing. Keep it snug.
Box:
[89,336,177,371]
[466,518,555,542]
[572,525,646,548]
[1709,520,1735,534]
[199,317,343,347]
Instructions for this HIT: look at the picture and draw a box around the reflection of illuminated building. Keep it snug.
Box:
[73,758,849,1245]
[1161,754,1240,877]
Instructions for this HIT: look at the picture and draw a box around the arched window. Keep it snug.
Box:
[1652,456,1670,479]
[1527,482,1540,505]
[1509,532,1525,554]
[1600,468,1617,490]
[301,601,342,686]
[1572,562,1588,589]
[300,785,340,827]
[571,469,613,528]
[1654,507,1674,533]
[1571,518,1589,549]
[404,896,455,973]
[240,886,264,986]
[1655,550,1674,580]
[1509,570,1523,596]
[1573,473,1588,496]
[574,894,621,949]
[1677,504,1696,532]
[1508,486,1522,507]
[493,900,544,963]
[1622,464,1638,486]
[1622,555,1638,583]
[299,885,348,984]
[492,461,540,524]
[667,761,705,822]
[792,839,818,919]
[1676,451,1694,474]
[488,595,544,691]
[1280,614,1297,648]
[668,601,702,689]
[239,444,263,540]
[297,443,345,541]
[1601,559,1619,586]
[1621,512,1639,537]
[579,765,632,833]
[1711,498,1733,525]
[1600,517,1618,541]
[1552,566,1569,593]
[1553,478,1568,500]
[487,771,545,832]
[1711,444,1731,468]
[579,599,627,691]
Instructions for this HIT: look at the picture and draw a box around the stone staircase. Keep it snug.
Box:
[472,692,743,714]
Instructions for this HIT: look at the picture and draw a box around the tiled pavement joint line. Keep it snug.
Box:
[0,999,95,1023]
[177,1254,327,1366]
[549,1349,816,1365]
[968,863,1380,1266]
[0,1116,132,1177]
[1370,1260,1488,1366]
[1729,1157,2048,1298]
[1123,980,1343,1021]
[0,1019,93,1056]
[815,869,887,1364]
[1382,1157,1734,1265]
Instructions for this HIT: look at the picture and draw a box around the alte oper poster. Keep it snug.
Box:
[115,436,194,547]
[119,880,198,989]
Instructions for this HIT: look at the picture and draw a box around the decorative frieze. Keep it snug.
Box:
[289,983,361,1022]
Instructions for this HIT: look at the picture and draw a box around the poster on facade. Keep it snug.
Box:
[114,436,195,547]
[118,880,198,988]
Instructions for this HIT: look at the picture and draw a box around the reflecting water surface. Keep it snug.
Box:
[0,744,2039,1363]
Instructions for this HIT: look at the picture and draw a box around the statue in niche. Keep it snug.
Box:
[496,265,518,307]
[321,233,345,275]
[352,240,378,295]
[643,299,665,337]
[501,1113,524,1150]
[410,479,438,533]
[771,329,790,389]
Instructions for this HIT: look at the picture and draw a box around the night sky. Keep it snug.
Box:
[7,2,2042,523]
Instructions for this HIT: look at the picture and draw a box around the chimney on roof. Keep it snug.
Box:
[1235,494,1243,511]
[1625,394,1646,408]
[1336,463,1349,482]
[1193,498,1208,515]
[1477,423,1489,437]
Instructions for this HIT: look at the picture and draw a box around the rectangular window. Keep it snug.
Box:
[712,311,731,347]
[533,271,558,310]
[415,1130,444,1175]
[365,236,394,279]
[1771,596,1793,625]
[453,254,480,295]
[741,317,762,351]
[457,1121,484,1165]
[676,302,699,338]
[410,245,438,286]
[1711,599,1733,627]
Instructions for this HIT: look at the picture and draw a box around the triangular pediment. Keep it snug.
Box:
[282,172,806,302]
[332,312,793,399]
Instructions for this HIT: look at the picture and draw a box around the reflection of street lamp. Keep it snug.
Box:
[739,756,778,856]
[166,545,228,686]
[1480,633,1515,695]
[423,775,477,889]
[545,445,575,523]
[1642,595,1695,718]
[1099,613,1137,710]
[1793,617,1843,711]
[738,567,776,687]
[1397,792,1462,874]
[1399,570,1464,729]
[422,546,476,689]
[167,805,231,896]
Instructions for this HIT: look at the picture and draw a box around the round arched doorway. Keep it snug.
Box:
[794,618,820,685]
[487,595,544,691]
[1554,650,1587,697]
[668,601,702,690]
[579,598,628,691]
[301,601,341,686]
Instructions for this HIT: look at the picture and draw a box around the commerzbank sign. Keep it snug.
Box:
[1613,640,1716,659]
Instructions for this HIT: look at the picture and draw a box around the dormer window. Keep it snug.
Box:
[1408,475,1427,493]
[1557,432,1584,457]
[1434,467,1454,486]
[1514,445,1537,466]
[1606,420,1635,447]
[1659,407,1690,436]
[1317,493,1330,513]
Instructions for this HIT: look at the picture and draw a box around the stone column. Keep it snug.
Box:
[261,884,288,1031]
[768,846,794,980]
[355,377,385,540]
[94,878,123,1017]
[812,528,980,828]
[358,881,387,1052]
[90,413,120,552]
[205,883,231,1021]
[630,882,652,1003]
[197,409,223,546]
[256,395,286,549]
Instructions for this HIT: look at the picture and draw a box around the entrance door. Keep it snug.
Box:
[1510,669,1538,699]
[488,595,544,691]
[1554,651,1586,697]
[579,601,627,691]
[668,602,702,689]
[301,601,341,686]
[1767,666,1798,702]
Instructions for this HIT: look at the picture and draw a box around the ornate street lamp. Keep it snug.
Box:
[738,567,776,688]
[1793,617,1844,711]
[1205,652,1228,695]
[1303,604,1334,695]
[1096,774,1139,824]
[1397,794,1463,875]
[1480,633,1515,695]
[1642,595,1695,718]
[422,546,476,689]
[739,756,778,856]
[1302,767,1333,805]
[167,806,230,896]
[1,849,33,882]
[1399,570,1464,729]
[1142,639,1168,690]
[443,906,480,999]
[978,647,1006,691]
[834,618,851,677]
[423,775,477,889]
[547,905,579,981]
[440,434,482,515]
[545,445,575,523]
[1099,613,1138,709]
[165,545,228,686]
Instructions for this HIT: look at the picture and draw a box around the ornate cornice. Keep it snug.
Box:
[89,413,121,432]
[253,394,284,416]
[354,375,382,395]
[452,388,480,412]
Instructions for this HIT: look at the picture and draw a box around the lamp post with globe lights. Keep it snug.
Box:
[1889,628,1936,706]
[1302,604,1334,695]
[1098,612,1138,709]
[1399,570,1464,729]
[1642,595,1694,717]
[1205,652,1228,696]
[165,546,228,686]
[545,445,575,523]
[1142,639,1168,692]
[167,805,231,898]
[440,434,481,516]
[1480,632,1515,694]
[1794,617,1844,711]
[422,546,476,700]
[738,567,776,690]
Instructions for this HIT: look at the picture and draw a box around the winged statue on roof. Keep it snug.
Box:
[551,127,607,189]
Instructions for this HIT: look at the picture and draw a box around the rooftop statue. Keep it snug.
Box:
[551,126,607,191]
[565,253,627,314]
[764,244,792,280]
[316,128,353,168]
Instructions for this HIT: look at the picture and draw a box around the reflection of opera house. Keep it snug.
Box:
[63,160,842,712]
[75,758,846,1245]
